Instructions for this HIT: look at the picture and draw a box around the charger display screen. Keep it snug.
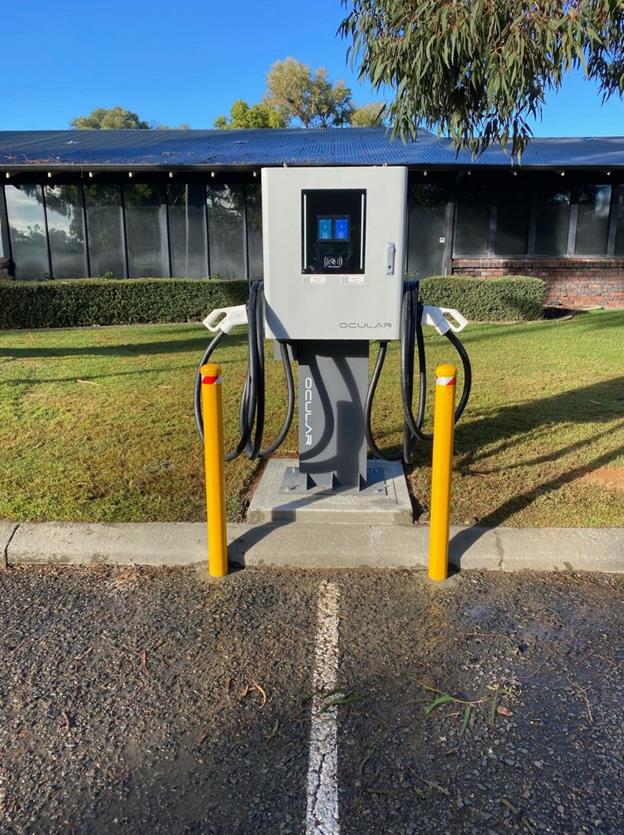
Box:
[318,218,333,240]
[303,190,365,274]
[317,216,350,242]
[334,217,350,240]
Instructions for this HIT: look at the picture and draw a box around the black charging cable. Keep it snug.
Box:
[365,281,472,464]
[194,281,295,461]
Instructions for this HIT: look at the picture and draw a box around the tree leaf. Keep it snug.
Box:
[460,704,472,735]
[424,693,454,715]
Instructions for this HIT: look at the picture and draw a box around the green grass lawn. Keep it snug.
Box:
[1,310,623,527]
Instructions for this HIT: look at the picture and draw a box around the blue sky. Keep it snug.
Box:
[3,0,623,136]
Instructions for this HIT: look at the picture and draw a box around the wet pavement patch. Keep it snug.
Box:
[0,566,622,833]
[338,570,624,834]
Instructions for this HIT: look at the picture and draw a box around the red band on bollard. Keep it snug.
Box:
[202,375,221,385]
[436,376,456,387]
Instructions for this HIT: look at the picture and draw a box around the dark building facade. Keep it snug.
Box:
[1,128,623,307]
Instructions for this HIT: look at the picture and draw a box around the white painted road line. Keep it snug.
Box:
[306,581,341,835]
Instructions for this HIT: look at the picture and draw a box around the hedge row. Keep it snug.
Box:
[0,274,547,329]
[420,275,547,321]
[0,278,250,329]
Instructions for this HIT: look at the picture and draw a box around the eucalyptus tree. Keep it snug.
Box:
[340,0,624,154]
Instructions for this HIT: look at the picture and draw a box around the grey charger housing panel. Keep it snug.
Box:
[262,166,407,341]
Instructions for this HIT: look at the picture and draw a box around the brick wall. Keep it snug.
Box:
[452,257,624,309]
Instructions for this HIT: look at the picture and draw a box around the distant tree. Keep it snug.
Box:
[71,106,150,129]
[215,99,287,129]
[265,58,354,127]
[351,102,387,127]
[215,59,385,130]
[153,122,192,130]
[340,0,624,156]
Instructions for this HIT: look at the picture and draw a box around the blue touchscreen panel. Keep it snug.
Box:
[318,218,332,240]
[334,217,350,240]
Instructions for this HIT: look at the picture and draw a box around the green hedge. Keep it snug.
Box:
[419,275,547,321]
[0,278,250,329]
[0,274,547,329]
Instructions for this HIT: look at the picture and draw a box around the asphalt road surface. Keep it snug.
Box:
[0,565,622,834]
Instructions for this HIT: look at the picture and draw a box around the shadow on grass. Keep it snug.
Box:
[457,375,624,469]
[2,364,197,386]
[465,420,624,476]
[450,436,624,561]
[376,375,624,468]
[448,375,624,548]
[0,331,248,359]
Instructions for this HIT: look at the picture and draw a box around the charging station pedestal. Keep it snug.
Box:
[296,340,369,490]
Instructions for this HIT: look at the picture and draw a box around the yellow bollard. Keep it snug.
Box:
[201,362,228,578]
[428,363,457,582]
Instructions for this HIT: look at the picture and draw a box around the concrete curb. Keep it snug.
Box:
[5,522,212,567]
[2,520,624,572]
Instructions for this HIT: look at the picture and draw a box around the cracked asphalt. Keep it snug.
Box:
[0,565,622,834]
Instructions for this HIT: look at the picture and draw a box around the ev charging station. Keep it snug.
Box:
[196,164,472,528]
[263,165,407,490]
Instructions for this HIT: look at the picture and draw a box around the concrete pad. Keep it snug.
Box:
[247,458,413,525]
[229,522,426,568]
[1,522,19,567]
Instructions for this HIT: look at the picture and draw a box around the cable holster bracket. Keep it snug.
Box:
[420,305,469,335]
[203,305,248,334]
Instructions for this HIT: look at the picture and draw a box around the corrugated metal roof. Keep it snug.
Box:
[0,128,622,170]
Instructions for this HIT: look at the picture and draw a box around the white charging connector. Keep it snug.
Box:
[420,305,468,336]
[203,305,248,334]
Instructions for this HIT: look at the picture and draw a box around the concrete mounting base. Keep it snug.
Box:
[246,458,414,526]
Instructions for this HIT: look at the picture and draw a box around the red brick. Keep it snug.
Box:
[451,257,624,309]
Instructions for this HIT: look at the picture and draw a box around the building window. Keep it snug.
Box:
[84,185,126,277]
[246,184,263,280]
[495,188,530,255]
[453,182,490,256]
[4,184,49,279]
[124,183,169,277]
[615,186,624,256]
[574,184,612,255]
[44,185,88,278]
[407,183,449,277]
[207,184,246,279]
[0,190,9,259]
[168,183,208,279]
[534,188,571,256]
